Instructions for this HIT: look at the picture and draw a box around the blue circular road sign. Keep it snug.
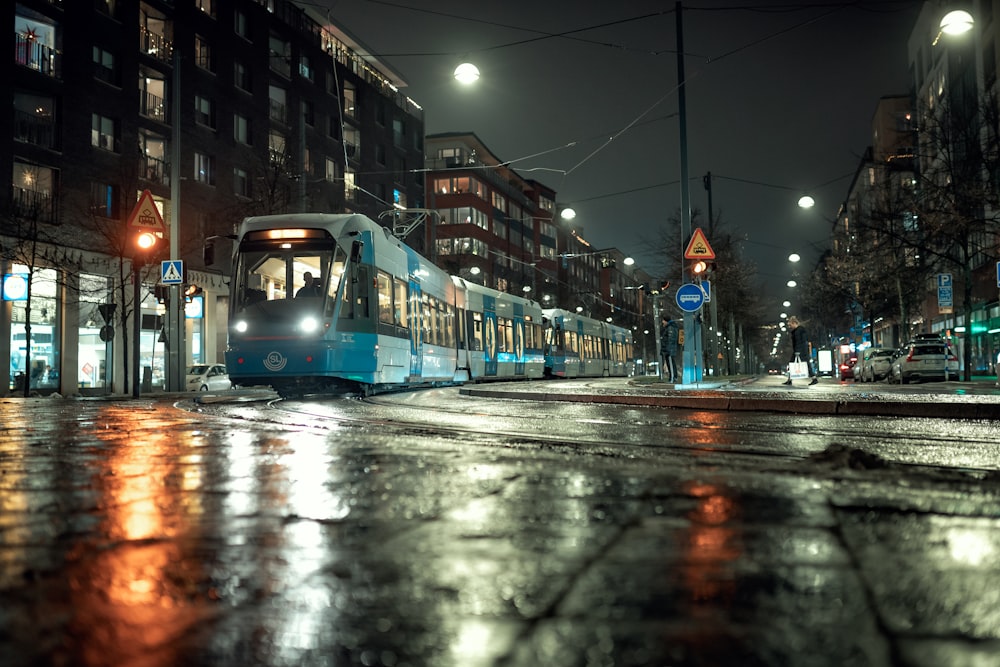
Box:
[675,283,705,312]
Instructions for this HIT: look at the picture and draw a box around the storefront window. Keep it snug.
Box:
[8,266,59,390]
[78,273,112,390]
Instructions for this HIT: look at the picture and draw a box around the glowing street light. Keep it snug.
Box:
[453,62,480,85]
[560,207,577,221]
[788,253,801,263]
[797,195,815,209]
[786,280,797,288]
[940,10,974,36]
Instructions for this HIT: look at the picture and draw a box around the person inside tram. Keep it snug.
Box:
[296,272,321,298]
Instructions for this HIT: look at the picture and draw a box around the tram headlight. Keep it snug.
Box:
[300,316,319,333]
[234,320,248,333]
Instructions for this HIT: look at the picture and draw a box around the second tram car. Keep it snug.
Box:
[219,213,633,396]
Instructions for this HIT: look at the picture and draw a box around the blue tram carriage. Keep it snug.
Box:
[542,308,634,378]
[223,213,543,396]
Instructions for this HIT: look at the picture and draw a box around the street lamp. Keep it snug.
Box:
[788,253,801,263]
[934,9,974,44]
[453,62,480,84]
[797,195,815,209]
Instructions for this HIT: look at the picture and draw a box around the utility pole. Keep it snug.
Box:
[675,2,701,384]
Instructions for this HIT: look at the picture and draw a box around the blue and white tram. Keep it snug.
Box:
[223,213,544,396]
[542,308,634,378]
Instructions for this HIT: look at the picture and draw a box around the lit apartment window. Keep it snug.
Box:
[92,47,119,86]
[269,131,287,168]
[195,35,213,72]
[235,61,251,92]
[234,10,248,38]
[194,152,215,185]
[269,34,290,77]
[343,126,359,160]
[234,168,250,197]
[325,157,340,183]
[345,169,357,201]
[343,82,357,118]
[91,114,118,152]
[195,0,215,17]
[234,114,251,145]
[194,95,215,129]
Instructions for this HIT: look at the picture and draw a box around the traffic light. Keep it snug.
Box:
[183,284,203,302]
[154,285,169,304]
[691,260,708,276]
[133,229,160,263]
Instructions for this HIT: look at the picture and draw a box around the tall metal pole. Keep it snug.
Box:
[166,49,183,391]
[705,171,720,375]
[675,2,700,384]
[132,263,141,398]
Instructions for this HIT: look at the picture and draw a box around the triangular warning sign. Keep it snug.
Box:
[126,189,166,232]
[684,227,716,260]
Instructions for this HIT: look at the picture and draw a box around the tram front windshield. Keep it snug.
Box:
[232,239,348,316]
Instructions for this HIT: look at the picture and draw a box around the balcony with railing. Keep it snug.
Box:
[140,91,167,123]
[141,155,170,186]
[11,186,57,224]
[13,109,57,150]
[269,99,287,125]
[140,27,173,64]
[15,32,60,77]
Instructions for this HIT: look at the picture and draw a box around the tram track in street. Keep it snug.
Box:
[187,387,1000,485]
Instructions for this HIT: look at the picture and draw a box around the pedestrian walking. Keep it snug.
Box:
[662,316,680,383]
[783,316,817,386]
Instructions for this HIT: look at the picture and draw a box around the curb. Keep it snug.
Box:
[459,386,1000,420]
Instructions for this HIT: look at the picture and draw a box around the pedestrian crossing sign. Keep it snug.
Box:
[161,260,184,285]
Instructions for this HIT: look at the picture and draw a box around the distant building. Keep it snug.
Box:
[423,132,655,368]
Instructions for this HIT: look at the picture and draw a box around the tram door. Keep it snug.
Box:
[513,304,526,376]
[483,296,498,377]
[409,280,422,378]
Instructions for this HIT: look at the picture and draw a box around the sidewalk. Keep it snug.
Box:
[460,373,1000,419]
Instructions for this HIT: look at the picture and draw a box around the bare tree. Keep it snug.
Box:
[908,93,1000,379]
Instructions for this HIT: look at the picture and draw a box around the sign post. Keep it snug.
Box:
[681,229,715,383]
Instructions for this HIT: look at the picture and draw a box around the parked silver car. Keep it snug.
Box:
[886,342,959,384]
[856,348,895,382]
[186,364,232,391]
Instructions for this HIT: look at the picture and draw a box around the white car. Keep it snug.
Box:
[856,348,895,382]
[886,342,959,384]
[186,364,232,391]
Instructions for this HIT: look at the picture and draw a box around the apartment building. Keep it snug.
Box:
[4,0,425,393]
[423,132,656,368]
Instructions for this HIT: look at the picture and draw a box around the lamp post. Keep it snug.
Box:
[674,2,700,384]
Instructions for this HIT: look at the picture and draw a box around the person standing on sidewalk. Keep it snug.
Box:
[784,316,817,386]
[662,316,680,383]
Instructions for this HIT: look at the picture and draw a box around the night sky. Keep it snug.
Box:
[314,0,921,315]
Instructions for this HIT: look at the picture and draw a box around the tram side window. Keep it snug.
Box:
[336,265,368,320]
[496,317,509,352]
[565,330,578,355]
[435,301,447,347]
[446,304,456,348]
[526,322,541,350]
[377,271,393,324]
[393,279,408,328]
[471,312,483,351]
[421,294,434,344]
